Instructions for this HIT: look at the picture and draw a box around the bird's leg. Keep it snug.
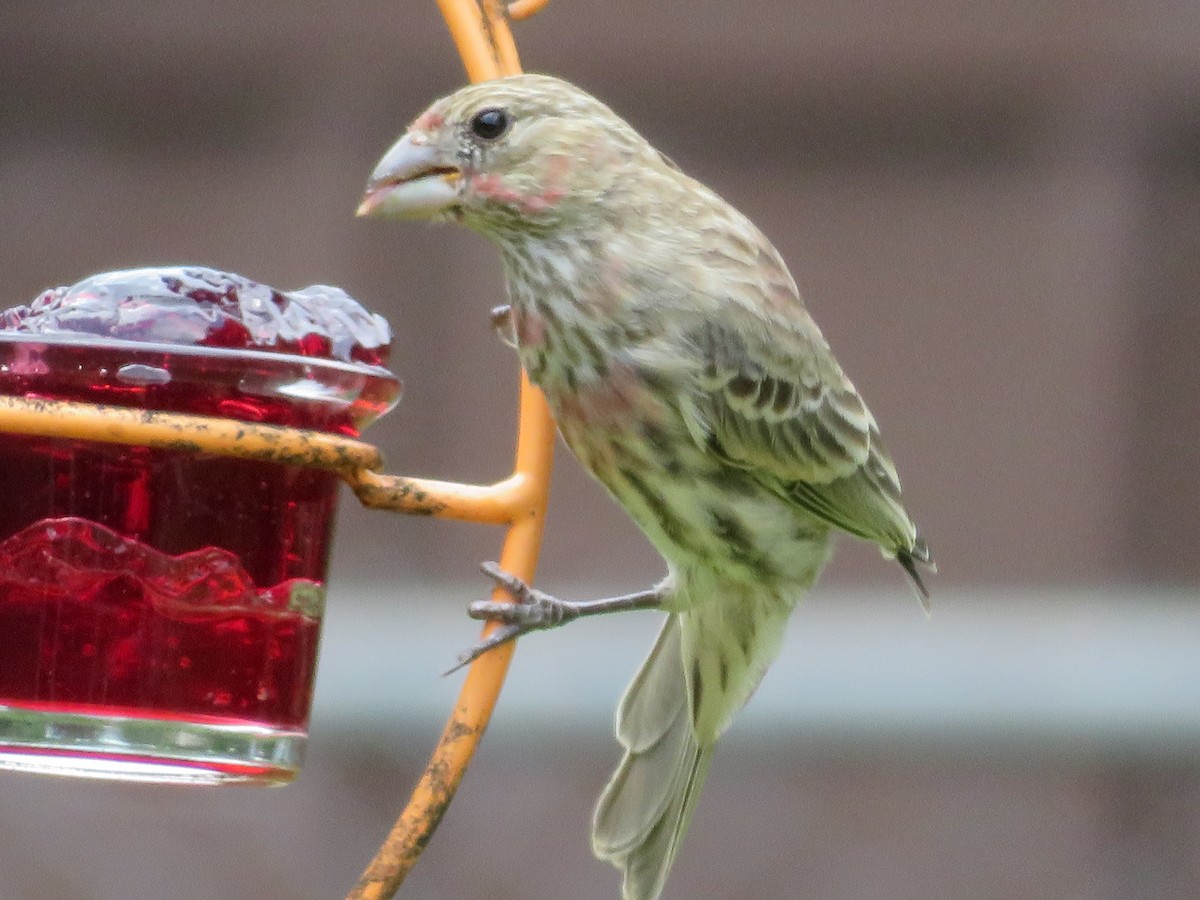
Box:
[447,561,665,673]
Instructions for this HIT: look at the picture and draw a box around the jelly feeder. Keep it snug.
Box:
[0,266,401,784]
[0,3,554,899]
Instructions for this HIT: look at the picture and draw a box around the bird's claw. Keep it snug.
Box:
[489,304,511,328]
[445,622,525,675]
[475,561,581,628]
[445,562,579,674]
[490,304,517,348]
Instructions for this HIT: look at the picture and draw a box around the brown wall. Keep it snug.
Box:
[5,2,1199,592]
[3,5,1200,900]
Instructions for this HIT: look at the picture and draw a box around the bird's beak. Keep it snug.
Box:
[356,131,461,219]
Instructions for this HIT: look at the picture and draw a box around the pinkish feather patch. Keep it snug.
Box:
[514,307,546,347]
[412,110,445,131]
[556,362,661,429]
[470,155,571,216]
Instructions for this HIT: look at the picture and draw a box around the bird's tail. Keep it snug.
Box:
[592,614,712,900]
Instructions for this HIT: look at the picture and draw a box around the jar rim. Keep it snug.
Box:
[0,332,397,379]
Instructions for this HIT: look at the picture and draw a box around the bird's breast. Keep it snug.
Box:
[551,360,661,429]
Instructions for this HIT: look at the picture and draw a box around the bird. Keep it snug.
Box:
[358,74,932,900]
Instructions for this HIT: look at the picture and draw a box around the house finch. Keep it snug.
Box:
[358,75,932,900]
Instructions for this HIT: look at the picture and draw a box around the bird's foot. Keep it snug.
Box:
[446,562,666,674]
[447,563,583,673]
[470,561,585,627]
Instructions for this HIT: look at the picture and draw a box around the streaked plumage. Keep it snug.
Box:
[359,74,932,900]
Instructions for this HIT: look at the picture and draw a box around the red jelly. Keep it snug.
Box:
[0,519,320,729]
[0,267,400,784]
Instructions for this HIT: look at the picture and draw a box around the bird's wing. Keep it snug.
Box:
[662,232,919,554]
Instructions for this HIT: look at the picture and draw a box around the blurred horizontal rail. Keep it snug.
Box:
[313,585,1200,753]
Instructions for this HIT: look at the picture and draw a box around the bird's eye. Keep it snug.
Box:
[469,107,511,141]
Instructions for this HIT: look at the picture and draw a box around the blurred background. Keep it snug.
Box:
[2,1,1200,897]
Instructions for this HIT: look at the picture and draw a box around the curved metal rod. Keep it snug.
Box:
[0,396,544,525]
[344,2,554,898]
[0,396,384,471]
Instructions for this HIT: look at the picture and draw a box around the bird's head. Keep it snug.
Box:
[357,74,661,238]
